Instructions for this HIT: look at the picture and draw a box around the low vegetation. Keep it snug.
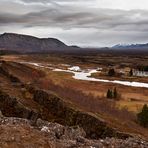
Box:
[137,65,148,72]
[106,87,120,100]
[39,80,135,122]
[0,54,148,139]
[137,104,148,127]
[108,68,115,76]
[129,69,133,76]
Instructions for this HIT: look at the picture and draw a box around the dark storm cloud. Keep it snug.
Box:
[20,0,49,3]
[0,0,148,46]
[0,7,148,32]
[20,0,90,3]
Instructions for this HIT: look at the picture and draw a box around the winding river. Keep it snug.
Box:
[21,62,148,89]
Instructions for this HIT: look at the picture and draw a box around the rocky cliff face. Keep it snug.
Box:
[32,89,131,139]
[0,117,147,148]
[0,90,39,121]
[0,33,68,52]
[0,84,130,140]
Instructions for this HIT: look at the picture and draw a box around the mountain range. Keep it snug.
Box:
[0,33,148,53]
[0,33,70,53]
[112,43,148,49]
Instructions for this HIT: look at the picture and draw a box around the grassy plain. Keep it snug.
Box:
[1,52,148,138]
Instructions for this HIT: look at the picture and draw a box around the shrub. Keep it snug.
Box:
[108,68,115,76]
[129,69,133,76]
[107,89,113,99]
[137,104,148,127]
[113,87,117,99]
[137,65,148,72]
[107,87,119,100]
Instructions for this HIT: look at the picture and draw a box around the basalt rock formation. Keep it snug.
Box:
[30,88,130,139]
[0,117,147,148]
[0,90,39,122]
[0,85,130,140]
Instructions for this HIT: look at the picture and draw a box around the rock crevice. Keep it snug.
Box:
[33,89,131,139]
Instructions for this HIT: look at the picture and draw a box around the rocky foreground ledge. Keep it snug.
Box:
[0,117,148,148]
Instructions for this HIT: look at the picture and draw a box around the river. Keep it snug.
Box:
[21,62,148,89]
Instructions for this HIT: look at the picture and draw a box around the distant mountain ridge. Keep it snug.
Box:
[0,33,69,53]
[112,43,148,49]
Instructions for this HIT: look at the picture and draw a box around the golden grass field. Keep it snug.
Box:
[1,53,148,139]
[1,54,148,113]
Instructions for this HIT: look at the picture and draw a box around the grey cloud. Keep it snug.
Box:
[1,0,148,46]
[20,0,49,3]
[19,0,92,4]
[1,7,148,32]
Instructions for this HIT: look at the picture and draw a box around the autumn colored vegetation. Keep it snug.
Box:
[38,79,135,122]
[106,87,119,100]
[137,104,148,127]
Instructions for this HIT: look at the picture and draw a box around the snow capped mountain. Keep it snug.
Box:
[112,43,148,49]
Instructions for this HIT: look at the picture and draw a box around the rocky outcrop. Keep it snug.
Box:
[0,90,39,122]
[0,62,21,83]
[0,84,131,140]
[33,89,131,139]
[0,117,147,148]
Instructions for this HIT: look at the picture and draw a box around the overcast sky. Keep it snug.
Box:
[1,0,148,47]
